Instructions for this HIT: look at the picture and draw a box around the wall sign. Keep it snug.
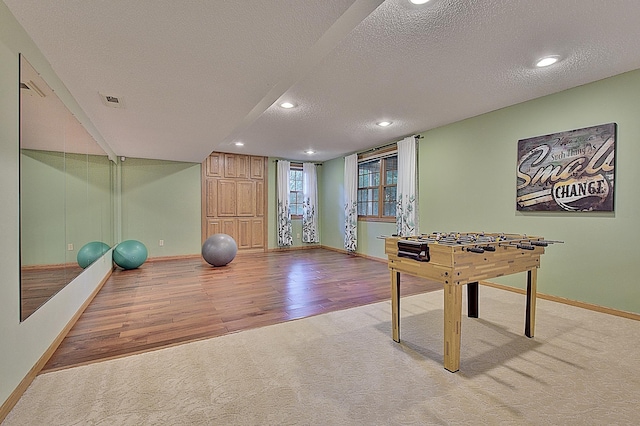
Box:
[517,123,616,212]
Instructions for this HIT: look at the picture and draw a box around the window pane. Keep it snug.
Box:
[370,171,380,186]
[359,201,369,216]
[358,160,380,189]
[384,186,396,202]
[386,170,397,185]
[384,201,396,217]
[385,156,398,184]
[385,156,397,168]
[357,202,366,216]
[360,160,379,173]
[288,168,303,215]
[384,186,396,216]
[357,185,367,215]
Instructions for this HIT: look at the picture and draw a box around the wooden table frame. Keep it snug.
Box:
[386,235,544,373]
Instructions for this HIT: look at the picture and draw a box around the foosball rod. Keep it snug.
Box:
[380,234,563,246]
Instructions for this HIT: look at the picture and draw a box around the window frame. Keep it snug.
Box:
[289,163,304,219]
[357,148,398,223]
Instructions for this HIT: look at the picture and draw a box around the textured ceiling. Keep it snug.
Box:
[5,0,640,162]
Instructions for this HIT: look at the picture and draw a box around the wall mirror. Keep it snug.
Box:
[19,55,114,321]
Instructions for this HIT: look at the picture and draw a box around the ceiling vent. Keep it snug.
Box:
[99,93,125,108]
[20,80,46,97]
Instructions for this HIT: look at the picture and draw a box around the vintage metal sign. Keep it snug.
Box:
[517,123,616,212]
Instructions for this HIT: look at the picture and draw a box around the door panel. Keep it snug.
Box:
[203,153,267,252]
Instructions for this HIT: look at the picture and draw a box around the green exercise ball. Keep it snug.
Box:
[77,241,110,269]
[113,240,148,270]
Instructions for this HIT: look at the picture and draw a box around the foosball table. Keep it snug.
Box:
[385,232,559,372]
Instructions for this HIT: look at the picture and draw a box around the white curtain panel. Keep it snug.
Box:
[396,136,418,236]
[344,154,358,252]
[302,163,319,243]
[277,160,293,246]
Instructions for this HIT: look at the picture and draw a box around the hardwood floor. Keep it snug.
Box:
[42,248,440,373]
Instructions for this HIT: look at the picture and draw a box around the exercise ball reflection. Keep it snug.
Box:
[77,241,110,269]
[202,234,237,267]
[113,240,148,270]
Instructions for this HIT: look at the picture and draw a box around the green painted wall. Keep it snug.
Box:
[418,69,640,314]
[319,157,344,250]
[120,158,202,257]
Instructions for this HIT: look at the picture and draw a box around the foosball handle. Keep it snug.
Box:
[530,241,549,247]
[517,244,535,250]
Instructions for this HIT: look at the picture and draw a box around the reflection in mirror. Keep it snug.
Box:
[20,55,114,321]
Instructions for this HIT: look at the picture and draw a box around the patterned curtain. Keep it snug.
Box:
[277,160,293,246]
[344,154,358,252]
[396,136,418,237]
[302,163,319,243]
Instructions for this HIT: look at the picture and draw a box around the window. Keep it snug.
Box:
[289,166,303,217]
[357,155,397,221]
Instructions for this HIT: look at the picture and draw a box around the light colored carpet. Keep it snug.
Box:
[4,286,639,425]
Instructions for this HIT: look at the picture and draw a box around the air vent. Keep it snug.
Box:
[20,80,45,97]
[99,93,125,108]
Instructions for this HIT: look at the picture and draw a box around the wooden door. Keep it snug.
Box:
[202,153,267,251]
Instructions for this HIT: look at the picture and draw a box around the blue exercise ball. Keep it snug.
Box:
[114,240,148,270]
[77,241,110,269]
[202,233,237,267]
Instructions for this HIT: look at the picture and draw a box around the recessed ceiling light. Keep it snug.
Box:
[377,121,392,127]
[409,0,431,4]
[280,102,296,109]
[305,149,315,155]
[234,141,244,146]
[536,56,560,68]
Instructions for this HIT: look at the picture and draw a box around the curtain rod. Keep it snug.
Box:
[357,134,422,156]
[273,159,322,165]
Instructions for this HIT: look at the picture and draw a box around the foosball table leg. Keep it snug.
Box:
[467,282,479,318]
[391,269,401,342]
[525,268,538,338]
[444,283,462,372]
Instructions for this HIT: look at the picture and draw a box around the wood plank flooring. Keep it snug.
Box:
[42,248,440,373]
